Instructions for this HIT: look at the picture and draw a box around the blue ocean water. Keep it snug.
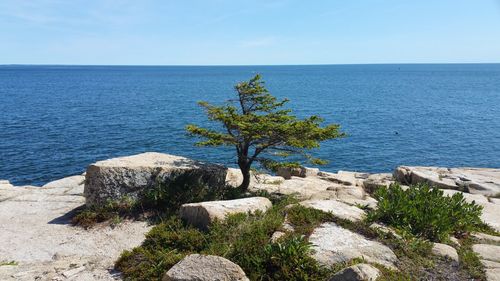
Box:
[1,64,500,186]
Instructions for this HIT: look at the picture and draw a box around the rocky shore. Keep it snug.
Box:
[1,152,500,280]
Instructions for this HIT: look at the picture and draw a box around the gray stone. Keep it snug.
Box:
[432,243,459,262]
[394,166,500,196]
[163,254,249,281]
[276,166,319,179]
[300,199,366,222]
[329,263,380,281]
[480,260,500,281]
[180,197,272,229]
[84,152,227,206]
[473,244,500,263]
[309,223,398,269]
[363,173,394,193]
[370,223,401,239]
[472,233,500,245]
[43,175,85,189]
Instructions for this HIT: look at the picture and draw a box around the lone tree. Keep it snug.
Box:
[186,74,345,190]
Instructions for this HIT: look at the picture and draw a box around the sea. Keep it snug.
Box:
[1,64,500,186]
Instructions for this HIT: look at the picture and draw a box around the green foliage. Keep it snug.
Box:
[285,205,333,236]
[115,198,332,281]
[263,235,331,281]
[0,261,18,266]
[72,196,138,228]
[186,74,345,189]
[368,183,484,242]
[457,237,488,280]
[142,173,239,215]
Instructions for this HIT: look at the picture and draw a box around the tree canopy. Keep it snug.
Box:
[186,74,345,189]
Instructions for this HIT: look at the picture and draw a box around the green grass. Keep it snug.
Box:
[0,261,18,266]
[368,183,484,242]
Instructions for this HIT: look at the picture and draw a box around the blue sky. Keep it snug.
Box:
[1,0,500,65]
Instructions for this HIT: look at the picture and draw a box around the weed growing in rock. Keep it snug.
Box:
[368,183,484,242]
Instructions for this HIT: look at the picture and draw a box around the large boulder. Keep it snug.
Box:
[84,152,227,206]
[329,263,380,281]
[163,254,249,281]
[309,223,398,269]
[299,199,366,222]
[394,166,500,196]
[180,197,272,229]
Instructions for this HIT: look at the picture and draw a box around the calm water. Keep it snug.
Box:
[1,64,500,186]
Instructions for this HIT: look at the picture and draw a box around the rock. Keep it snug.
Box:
[478,202,500,232]
[276,166,319,179]
[163,254,249,281]
[318,170,368,187]
[490,197,500,205]
[62,266,86,278]
[473,244,500,263]
[442,189,489,204]
[0,180,14,189]
[370,223,401,239]
[180,197,272,229]
[472,233,500,245]
[329,263,380,281]
[84,152,227,206]
[432,243,459,262]
[394,166,500,196]
[0,180,151,281]
[270,231,286,242]
[363,173,394,193]
[309,223,398,269]
[449,236,460,246]
[481,260,500,281]
[42,175,85,189]
[299,199,366,222]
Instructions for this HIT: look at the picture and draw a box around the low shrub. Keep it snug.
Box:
[368,183,484,242]
[115,197,332,281]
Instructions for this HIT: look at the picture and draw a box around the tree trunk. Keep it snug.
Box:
[238,161,251,191]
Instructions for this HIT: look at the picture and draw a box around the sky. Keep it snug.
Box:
[1,0,500,65]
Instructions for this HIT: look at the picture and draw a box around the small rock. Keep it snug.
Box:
[309,223,398,269]
[449,236,460,246]
[270,231,286,242]
[299,199,366,222]
[432,243,459,262]
[180,197,272,229]
[276,166,319,179]
[329,263,380,281]
[163,254,249,281]
[62,266,86,278]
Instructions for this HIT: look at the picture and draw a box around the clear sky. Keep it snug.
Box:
[1,0,500,65]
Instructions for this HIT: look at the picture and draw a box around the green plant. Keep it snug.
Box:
[115,196,331,281]
[368,183,484,242]
[263,235,331,280]
[186,74,345,190]
[0,261,18,266]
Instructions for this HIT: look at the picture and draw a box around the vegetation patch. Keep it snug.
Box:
[368,183,484,242]
[115,197,334,281]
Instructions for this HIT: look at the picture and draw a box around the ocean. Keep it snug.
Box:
[1,64,500,186]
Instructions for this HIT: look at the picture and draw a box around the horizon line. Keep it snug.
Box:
[1,62,500,67]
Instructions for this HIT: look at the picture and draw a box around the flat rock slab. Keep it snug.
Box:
[473,244,500,263]
[163,254,249,281]
[481,260,500,281]
[309,223,398,269]
[180,197,272,229]
[329,263,380,281]
[84,152,227,206]
[299,199,366,222]
[0,176,151,281]
[394,166,500,196]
